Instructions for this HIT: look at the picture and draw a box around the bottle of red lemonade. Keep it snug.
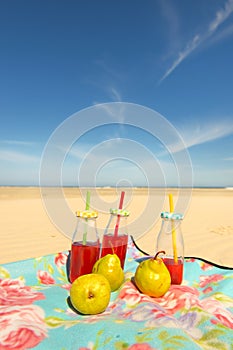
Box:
[156,211,184,284]
[101,208,130,269]
[69,210,100,283]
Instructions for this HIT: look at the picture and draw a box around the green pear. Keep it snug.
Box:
[92,254,124,292]
[134,251,171,297]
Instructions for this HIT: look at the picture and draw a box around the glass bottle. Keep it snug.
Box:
[69,210,100,283]
[101,208,130,269]
[156,211,184,284]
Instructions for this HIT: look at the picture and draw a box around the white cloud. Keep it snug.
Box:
[160,0,233,82]
[58,143,90,161]
[109,87,122,102]
[0,140,36,146]
[91,102,126,125]
[0,150,40,163]
[93,86,122,107]
[160,35,201,82]
[209,0,233,31]
[0,139,42,164]
[170,119,233,153]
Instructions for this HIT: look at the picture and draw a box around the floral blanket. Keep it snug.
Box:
[1,241,233,350]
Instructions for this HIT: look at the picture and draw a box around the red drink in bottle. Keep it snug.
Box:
[69,241,100,283]
[101,207,129,269]
[69,209,100,283]
[162,257,183,285]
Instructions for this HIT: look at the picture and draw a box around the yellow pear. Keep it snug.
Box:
[134,251,171,297]
[70,273,111,315]
[92,254,124,292]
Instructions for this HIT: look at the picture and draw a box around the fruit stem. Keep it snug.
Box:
[110,240,115,255]
[154,251,165,260]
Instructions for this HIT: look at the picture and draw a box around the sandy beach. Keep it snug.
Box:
[0,187,233,267]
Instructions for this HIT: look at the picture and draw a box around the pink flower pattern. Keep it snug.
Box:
[200,298,233,329]
[199,274,224,288]
[118,281,151,305]
[55,252,67,267]
[0,278,45,306]
[0,278,47,349]
[0,305,47,350]
[61,283,71,291]
[128,344,157,350]
[153,285,200,314]
[37,270,56,285]
[203,286,213,294]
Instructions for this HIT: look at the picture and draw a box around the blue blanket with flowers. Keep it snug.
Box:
[1,240,233,350]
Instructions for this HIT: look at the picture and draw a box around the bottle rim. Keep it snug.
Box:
[76,210,98,218]
[161,211,183,220]
[110,208,130,217]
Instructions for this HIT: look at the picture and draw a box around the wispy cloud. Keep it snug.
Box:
[0,139,41,163]
[53,117,233,161]
[92,101,126,125]
[209,0,233,31]
[160,0,233,82]
[169,119,233,153]
[0,150,40,163]
[0,140,36,146]
[93,86,122,106]
[58,142,95,162]
[160,35,201,82]
[109,87,122,102]
[206,22,233,47]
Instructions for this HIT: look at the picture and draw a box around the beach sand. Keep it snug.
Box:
[0,187,233,267]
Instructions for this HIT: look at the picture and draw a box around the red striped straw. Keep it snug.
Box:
[113,191,125,238]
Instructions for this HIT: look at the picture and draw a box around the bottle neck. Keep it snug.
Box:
[161,218,182,232]
[72,216,99,243]
[157,218,184,258]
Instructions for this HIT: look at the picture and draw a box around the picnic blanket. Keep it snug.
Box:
[1,240,233,350]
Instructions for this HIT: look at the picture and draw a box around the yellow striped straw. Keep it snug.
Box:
[169,193,178,264]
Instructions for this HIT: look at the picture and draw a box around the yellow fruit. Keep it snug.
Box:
[70,273,111,315]
[134,251,171,298]
[92,254,124,292]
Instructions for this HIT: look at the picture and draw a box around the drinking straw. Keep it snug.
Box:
[113,191,125,238]
[85,190,90,211]
[168,193,178,264]
[83,190,91,245]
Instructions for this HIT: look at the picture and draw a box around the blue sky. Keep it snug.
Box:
[0,0,233,187]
